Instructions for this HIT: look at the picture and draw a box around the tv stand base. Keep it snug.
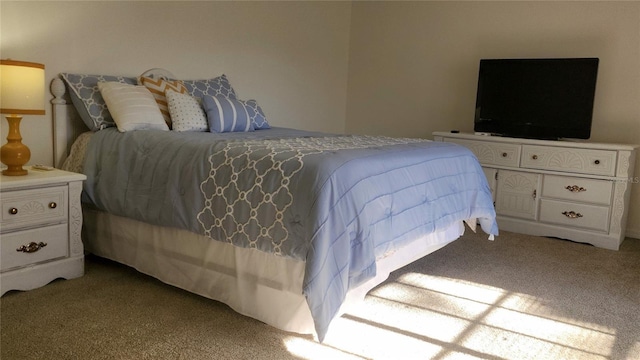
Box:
[433,131,637,250]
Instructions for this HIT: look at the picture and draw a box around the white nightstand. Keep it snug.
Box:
[0,167,86,296]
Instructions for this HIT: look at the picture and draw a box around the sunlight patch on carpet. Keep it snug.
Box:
[285,272,619,359]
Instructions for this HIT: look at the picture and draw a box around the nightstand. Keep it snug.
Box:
[1,167,86,295]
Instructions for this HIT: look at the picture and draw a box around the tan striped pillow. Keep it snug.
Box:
[139,76,187,127]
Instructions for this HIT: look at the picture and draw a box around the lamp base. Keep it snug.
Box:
[1,115,31,176]
[2,167,29,176]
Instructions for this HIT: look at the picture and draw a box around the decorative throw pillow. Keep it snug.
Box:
[203,95,255,133]
[139,76,188,127]
[166,90,208,132]
[60,73,138,131]
[243,99,270,130]
[182,74,238,101]
[97,82,169,132]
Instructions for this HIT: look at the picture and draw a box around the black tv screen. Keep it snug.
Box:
[474,58,599,140]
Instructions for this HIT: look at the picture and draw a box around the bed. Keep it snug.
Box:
[52,69,498,342]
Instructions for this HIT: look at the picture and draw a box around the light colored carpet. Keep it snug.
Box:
[2,230,639,360]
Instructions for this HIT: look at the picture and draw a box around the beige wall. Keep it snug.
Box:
[346,1,640,237]
[2,1,639,238]
[0,0,351,165]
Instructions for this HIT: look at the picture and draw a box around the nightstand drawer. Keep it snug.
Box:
[0,186,68,231]
[1,224,68,272]
[542,175,613,205]
[539,199,609,232]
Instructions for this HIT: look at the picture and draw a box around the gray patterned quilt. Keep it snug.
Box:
[80,127,498,341]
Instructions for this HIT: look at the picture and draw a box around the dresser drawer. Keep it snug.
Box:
[445,138,521,167]
[541,175,613,205]
[0,186,68,231]
[539,199,609,232]
[521,145,616,176]
[0,224,68,272]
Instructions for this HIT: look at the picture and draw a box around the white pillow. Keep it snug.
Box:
[97,82,169,132]
[166,90,208,132]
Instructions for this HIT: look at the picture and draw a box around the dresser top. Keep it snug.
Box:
[0,167,86,191]
[433,132,639,151]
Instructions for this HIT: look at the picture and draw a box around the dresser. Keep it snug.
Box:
[1,168,86,295]
[433,132,638,250]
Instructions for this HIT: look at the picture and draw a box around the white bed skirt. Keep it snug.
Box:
[83,208,467,338]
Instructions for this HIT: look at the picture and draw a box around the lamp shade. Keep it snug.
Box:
[0,60,45,115]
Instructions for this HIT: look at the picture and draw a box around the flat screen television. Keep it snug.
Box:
[474,58,599,140]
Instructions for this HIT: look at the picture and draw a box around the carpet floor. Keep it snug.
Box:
[1,230,639,360]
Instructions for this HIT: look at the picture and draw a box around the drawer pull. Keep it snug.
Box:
[16,242,48,253]
[562,211,583,219]
[49,202,57,209]
[594,160,600,165]
[532,155,538,160]
[502,152,508,157]
[9,207,18,215]
[565,185,587,193]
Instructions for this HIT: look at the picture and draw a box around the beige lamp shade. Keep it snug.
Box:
[1,60,45,176]
[0,60,46,115]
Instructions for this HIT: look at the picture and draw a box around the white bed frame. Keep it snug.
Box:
[50,74,468,339]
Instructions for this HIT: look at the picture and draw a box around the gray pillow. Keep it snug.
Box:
[60,73,137,131]
[181,74,239,101]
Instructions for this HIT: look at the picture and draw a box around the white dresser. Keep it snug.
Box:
[1,168,86,295]
[433,132,638,250]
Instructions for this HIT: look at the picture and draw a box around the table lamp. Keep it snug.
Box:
[0,60,45,176]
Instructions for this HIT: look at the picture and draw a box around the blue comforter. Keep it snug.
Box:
[82,127,498,341]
